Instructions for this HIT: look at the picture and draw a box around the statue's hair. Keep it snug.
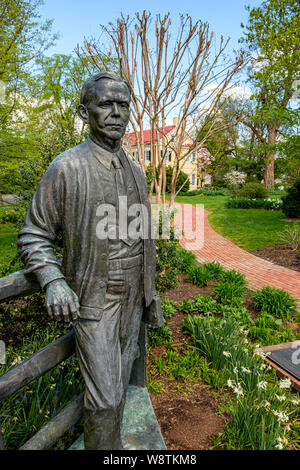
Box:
[80,72,131,106]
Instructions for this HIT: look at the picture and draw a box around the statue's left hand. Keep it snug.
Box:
[45,279,80,327]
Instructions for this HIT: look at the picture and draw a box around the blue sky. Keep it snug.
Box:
[39,0,262,57]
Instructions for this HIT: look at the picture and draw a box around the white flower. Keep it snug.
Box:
[11,356,22,366]
[275,442,284,450]
[257,380,268,390]
[233,366,238,374]
[227,379,234,388]
[241,366,251,373]
[223,351,231,357]
[233,386,244,396]
[275,395,286,402]
[279,379,292,389]
[290,397,300,405]
[272,410,289,423]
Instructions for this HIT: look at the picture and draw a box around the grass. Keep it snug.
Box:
[0,223,18,272]
[209,208,299,251]
[174,193,300,251]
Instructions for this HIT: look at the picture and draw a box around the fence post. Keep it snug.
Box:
[0,424,5,450]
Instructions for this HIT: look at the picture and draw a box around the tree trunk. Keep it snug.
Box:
[264,125,278,189]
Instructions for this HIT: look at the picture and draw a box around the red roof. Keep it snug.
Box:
[124,126,175,146]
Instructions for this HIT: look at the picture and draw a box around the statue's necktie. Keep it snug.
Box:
[111,154,126,198]
[111,154,133,245]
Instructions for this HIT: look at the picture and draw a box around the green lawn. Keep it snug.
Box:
[0,223,18,272]
[175,194,300,252]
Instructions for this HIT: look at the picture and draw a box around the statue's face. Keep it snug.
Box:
[86,79,130,143]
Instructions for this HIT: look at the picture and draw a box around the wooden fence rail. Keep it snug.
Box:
[0,268,80,450]
[0,267,147,450]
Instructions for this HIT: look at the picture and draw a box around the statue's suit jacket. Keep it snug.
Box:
[17,140,156,321]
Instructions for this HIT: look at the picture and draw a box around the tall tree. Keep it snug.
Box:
[240,0,300,188]
[78,11,243,204]
[0,0,57,192]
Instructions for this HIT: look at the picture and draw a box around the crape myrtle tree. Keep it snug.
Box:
[240,0,300,189]
[77,11,244,205]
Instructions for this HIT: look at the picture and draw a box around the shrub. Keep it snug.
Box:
[224,170,246,187]
[235,182,268,200]
[187,262,224,287]
[176,246,197,273]
[281,178,300,218]
[252,286,297,319]
[213,281,245,307]
[0,206,26,224]
[187,265,215,287]
[218,269,246,287]
[155,210,180,292]
[178,188,228,196]
[225,198,283,210]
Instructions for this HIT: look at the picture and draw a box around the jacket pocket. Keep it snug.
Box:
[79,305,104,321]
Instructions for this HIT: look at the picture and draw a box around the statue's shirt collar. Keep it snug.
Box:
[87,137,121,170]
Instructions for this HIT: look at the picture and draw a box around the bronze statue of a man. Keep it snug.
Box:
[17,72,160,450]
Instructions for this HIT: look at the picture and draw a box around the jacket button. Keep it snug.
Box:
[99,280,106,288]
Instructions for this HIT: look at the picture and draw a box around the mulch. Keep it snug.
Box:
[253,244,300,273]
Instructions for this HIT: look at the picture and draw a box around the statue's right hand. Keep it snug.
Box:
[45,279,80,327]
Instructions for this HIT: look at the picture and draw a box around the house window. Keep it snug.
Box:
[168,151,172,162]
[191,174,196,186]
[192,152,196,163]
[145,149,151,162]
[186,155,190,163]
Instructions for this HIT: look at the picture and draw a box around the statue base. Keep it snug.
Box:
[69,385,166,450]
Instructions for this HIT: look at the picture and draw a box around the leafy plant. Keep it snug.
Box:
[147,321,172,347]
[1,328,84,450]
[217,305,252,327]
[282,178,300,218]
[225,198,283,210]
[219,269,246,287]
[175,246,197,273]
[232,182,268,199]
[161,298,177,318]
[252,287,297,319]
[214,282,245,307]
[279,226,300,250]
[178,295,218,315]
[187,262,224,287]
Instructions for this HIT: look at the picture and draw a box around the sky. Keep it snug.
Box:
[39,0,263,57]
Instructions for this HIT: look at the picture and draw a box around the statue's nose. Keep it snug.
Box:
[111,103,120,115]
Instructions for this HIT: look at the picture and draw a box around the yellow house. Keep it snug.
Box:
[123,117,206,190]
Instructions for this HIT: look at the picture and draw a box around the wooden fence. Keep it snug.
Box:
[0,269,147,450]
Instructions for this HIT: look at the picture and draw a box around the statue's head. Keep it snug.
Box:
[77,72,131,147]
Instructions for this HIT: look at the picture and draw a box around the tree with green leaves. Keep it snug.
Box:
[0,0,58,193]
[240,0,300,188]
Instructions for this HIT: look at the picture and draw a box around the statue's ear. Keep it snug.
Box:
[77,104,89,123]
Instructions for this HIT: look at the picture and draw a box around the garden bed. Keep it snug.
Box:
[253,244,300,273]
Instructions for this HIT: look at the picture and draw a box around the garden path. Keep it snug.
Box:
[178,205,300,304]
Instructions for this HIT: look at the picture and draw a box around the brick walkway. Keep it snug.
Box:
[178,205,300,303]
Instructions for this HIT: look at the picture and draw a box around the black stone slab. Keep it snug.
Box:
[268,347,300,380]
